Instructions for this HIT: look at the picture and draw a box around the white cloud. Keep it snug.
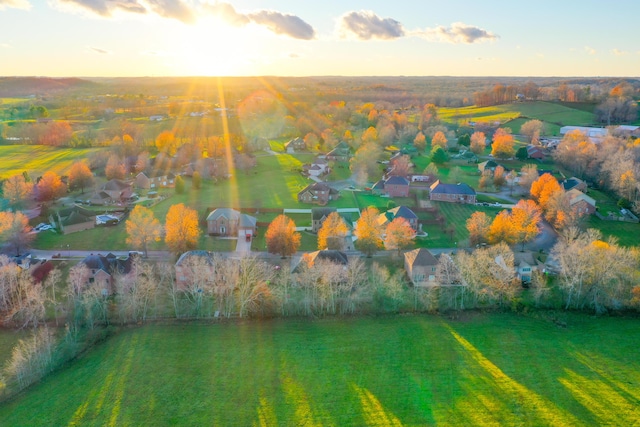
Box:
[338,10,405,40]
[612,48,628,56]
[418,22,498,44]
[584,46,596,55]
[0,0,30,10]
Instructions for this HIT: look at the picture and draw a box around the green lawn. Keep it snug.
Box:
[420,202,501,247]
[0,145,103,180]
[326,161,352,181]
[2,314,639,425]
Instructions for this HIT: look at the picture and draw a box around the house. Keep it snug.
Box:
[325,141,352,161]
[175,250,216,290]
[371,176,410,197]
[135,172,176,189]
[560,126,607,140]
[78,253,136,295]
[429,180,477,204]
[566,189,596,215]
[478,160,510,173]
[526,145,545,160]
[513,251,543,284]
[404,248,439,287]
[206,208,257,237]
[311,207,337,232]
[284,137,306,153]
[302,158,329,178]
[54,205,96,234]
[561,177,587,193]
[182,158,218,178]
[300,250,348,269]
[298,183,340,205]
[377,206,419,231]
[99,179,133,203]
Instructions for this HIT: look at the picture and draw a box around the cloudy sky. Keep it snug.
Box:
[1,0,639,77]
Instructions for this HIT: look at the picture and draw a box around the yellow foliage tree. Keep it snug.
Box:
[488,210,517,245]
[354,207,383,257]
[317,212,349,250]
[2,175,33,205]
[466,211,491,246]
[165,203,201,255]
[491,132,515,159]
[126,205,162,258]
[155,130,178,156]
[510,199,542,250]
[431,131,448,150]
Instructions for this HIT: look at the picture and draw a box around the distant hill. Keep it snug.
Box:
[0,77,99,97]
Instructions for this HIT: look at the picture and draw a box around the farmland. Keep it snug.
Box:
[1,313,639,426]
[0,145,102,181]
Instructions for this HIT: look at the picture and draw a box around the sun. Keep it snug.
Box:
[177,18,256,76]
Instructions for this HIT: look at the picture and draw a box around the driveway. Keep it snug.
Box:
[235,233,252,253]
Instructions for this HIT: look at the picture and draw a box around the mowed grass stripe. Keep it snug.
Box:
[1,314,639,425]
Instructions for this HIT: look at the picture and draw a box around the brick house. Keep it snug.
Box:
[206,208,257,237]
[377,206,419,231]
[325,141,351,161]
[404,248,439,287]
[174,250,216,290]
[284,137,306,153]
[298,183,340,205]
[134,172,176,189]
[54,205,96,234]
[78,253,137,295]
[566,189,596,215]
[381,176,410,198]
[311,207,337,232]
[429,180,476,204]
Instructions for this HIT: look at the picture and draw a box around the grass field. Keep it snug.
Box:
[1,313,639,425]
[420,202,502,247]
[0,145,102,180]
[439,101,595,136]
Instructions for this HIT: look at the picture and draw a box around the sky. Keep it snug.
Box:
[1,0,639,77]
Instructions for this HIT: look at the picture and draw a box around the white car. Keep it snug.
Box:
[34,223,53,231]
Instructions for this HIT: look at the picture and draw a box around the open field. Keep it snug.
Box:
[439,101,595,136]
[419,202,501,247]
[0,146,102,180]
[1,313,639,425]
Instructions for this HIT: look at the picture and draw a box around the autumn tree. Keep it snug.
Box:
[265,215,301,257]
[430,146,448,164]
[519,164,538,193]
[303,133,319,150]
[361,126,378,144]
[491,129,515,159]
[350,142,382,185]
[175,175,185,194]
[68,161,94,194]
[126,205,162,258]
[478,170,493,190]
[155,130,178,155]
[389,155,413,177]
[466,211,491,246]
[423,163,439,180]
[530,173,562,210]
[0,211,34,256]
[354,207,383,257]
[35,171,65,202]
[520,120,544,144]
[470,131,486,155]
[493,165,506,189]
[413,132,426,151]
[165,204,201,255]
[488,210,517,245]
[105,155,126,180]
[510,200,542,250]
[431,131,448,150]
[384,218,415,252]
[317,212,349,251]
[2,175,33,206]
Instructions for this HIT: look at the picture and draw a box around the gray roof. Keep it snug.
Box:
[404,248,438,269]
[430,181,476,196]
[312,207,337,221]
[239,214,257,228]
[175,250,215,267]
[206,208,256,227]
[305,250,348,265]
[385,176,409,186]
[386,206,417,220]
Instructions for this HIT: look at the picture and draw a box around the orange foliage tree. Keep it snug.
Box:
[0,211,34,256]
[155,130,178,156]
[105,155,126,180]
[35,171,66,202]
[354,207,383,257]
[126,205,162,258]
[68,161,94,193]
[470,131,486,155]
[165,204,201,255]
[431,131,448,150]
[510,200,542,250]
[530,173,562,210]
[317,212,348,251]
[384,217,415,252]
[265,215,301,257]
[488,210,517,245]
[491,129,515,159]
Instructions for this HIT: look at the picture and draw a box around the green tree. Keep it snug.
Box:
[430,146,448,164]
[175,176,185,194]
[516,146,528,161]
[192,172,202,190]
